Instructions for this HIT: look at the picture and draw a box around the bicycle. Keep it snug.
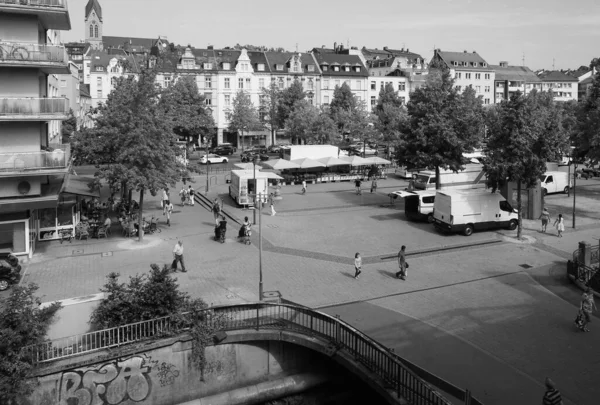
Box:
[0,41,30,60]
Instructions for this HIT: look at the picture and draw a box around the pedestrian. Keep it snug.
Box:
[539,207,551,233]
[188,185,195,206]
[301,179,307,195]
[355,178,362,195]
[212,199,221,226]
[162,188,170,214]
[269,193,276,216]
[553,213,565,237]
[395,245,407,280]
[370,178,378,193]
[354,252,362,279]
[542,377,563,405]
[578,287,597,332]
[179,187,188,206]
[165,201,173,226]
[171,240,186,272]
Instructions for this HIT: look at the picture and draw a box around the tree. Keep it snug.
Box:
[228,90,261,152]
[277,80,306,131]
[159,76,215,147]
[400,69,484,188]
[61,108,77,144]
[71,68,186,241]
[483,90,569,239]
[328,82,373,142]
[311,109,338,144]
[0,284,61,402]
[285,101,319,144]
[373,83,407,150]
[573,67,600,162]
[260,82,281,145]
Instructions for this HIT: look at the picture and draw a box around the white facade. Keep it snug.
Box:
[451,68,495,105]
[366,76,409,110]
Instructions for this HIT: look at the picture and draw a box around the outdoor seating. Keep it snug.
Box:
[75,224,89,241]
[96,226,107,239]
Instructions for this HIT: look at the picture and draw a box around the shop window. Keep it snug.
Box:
[0,222,26,253]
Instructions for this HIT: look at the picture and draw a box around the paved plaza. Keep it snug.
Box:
[13,173,600,405]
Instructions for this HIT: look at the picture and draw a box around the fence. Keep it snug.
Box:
[0,98,69,116]
[0,144,70,173]
[0,42,68,64]
[27,302,474,405]
[570,245,600,289]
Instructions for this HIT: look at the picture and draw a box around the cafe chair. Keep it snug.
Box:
[97,226,107,239]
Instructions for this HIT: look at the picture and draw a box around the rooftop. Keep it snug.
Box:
[434,50,491,70]
[537,70,578,82]
[490,64,540,82]
[85,0,102,20]
[312,53,367,77]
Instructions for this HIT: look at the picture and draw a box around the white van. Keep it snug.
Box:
[540,171,572,195]
[389,190,436,223]
[432,190,518,236]
[414,163,487,191]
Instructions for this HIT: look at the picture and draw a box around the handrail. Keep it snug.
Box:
[0,0,67,8]
[0,144,70,172]
[0,97,69,116]
[0,41,68,64]
[28,302,457,405]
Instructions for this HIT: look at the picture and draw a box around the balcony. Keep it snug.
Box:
[0,144,71,177]
[0,42,69,73]
[0,98,69,120]
[0,0,71,30]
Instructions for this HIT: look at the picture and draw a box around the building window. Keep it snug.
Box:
[276,64,283,71]
[465,73,471,79]
[204,76,211,89]
[60,80,66,88]
[238,78,244,89]
[308,65,315,72]
[97,89,102,98]
[246,78,251,89]
[484,98,490,105]
[164,76,172,87]
[324,95,329,104]
[370,96,376,108]
[456,85,462,91]
[259,78,265,89]
[322,66,328,71]
[344,66,350,72]
[224,95,230,107]
[224,78,230,89]
[475,86,481,93]
[400,96,406,104]
[94,25,98,38]
[354,67,361,72]
[380,82,384,90]
[204,93,212,105]
[475,73,481,80]
[307,95,313,105]
[472,62,478,67]
[323,79,329,89]
[456,72,462,79]
[257,63,265,71]
[371,81,376,90]
[223,62,230,70]
[96,77,102,86]
[485,73,490,80]
[398,82,405,91]
[203,63,212,69]
[95,66,103,71]
[333,66,340,72]
[278,77,284,89]
[111,77,117,87]
[89,25,93,38]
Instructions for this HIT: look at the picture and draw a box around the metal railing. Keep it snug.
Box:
[0,0,66,8]
[0,41,68,64]
[28,302,458,405]
[571,246,600,288]
[0,98,69,116]
[0,144,70,173]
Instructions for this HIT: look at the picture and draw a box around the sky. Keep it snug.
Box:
[62,0,600,71]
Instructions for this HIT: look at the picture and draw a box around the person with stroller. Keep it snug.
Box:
[238,216,252,244]
[214,215,227,243]
[179,187,188,206]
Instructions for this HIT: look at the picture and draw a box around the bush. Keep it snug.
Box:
[0,284,61,402]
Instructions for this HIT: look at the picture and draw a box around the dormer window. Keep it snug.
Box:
[344,66,350,72]
[482,62,487,67]
[258,63,265,71]
[472,62,478,67]
[333,66,340,72]
[276,64,283,71]
[322,65,328,71]
[203,63,212,69]
[223,62,230,70]
[307,65,315,72]
[453,61,458,66]
[354,67,361,72]
[182,59,194,69]
[95,66,103,71]
[463,61,468,67]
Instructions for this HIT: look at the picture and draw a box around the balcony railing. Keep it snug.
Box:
[0,144,70,174]
[0,98,69,118]
[0,0,66,8]
[0,42,68,65]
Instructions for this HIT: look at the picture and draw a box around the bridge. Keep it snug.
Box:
[25,303,483,405]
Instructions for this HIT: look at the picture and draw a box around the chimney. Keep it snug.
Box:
[334,42,337,51]
[499,61,508,68]
[383,46,388,51]
[472,51,476,53]
[322,45,325,48]
[207,45,213,50]
[407,48,410,52]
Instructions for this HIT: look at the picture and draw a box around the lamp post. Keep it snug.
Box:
[258,189,263,301]
[252,156,258,224]
[573,160,578,229]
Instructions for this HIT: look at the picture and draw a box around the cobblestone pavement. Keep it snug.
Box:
[14,176,600,405]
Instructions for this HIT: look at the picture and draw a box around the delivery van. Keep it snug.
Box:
[389,190,436,222]
[414,163,487,191]
[432,190,518,236]
[540,171,572,195]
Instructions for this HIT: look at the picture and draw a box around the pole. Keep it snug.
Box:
[205,140,209,193]
[573,162,577,229]
[258,191,263,301]
[253,160,257,224]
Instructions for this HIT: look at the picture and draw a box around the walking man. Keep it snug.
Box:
[269,193,276,216]
[188,185,195,206]
[212,199,221,226]
[301,180,307,195]
[165,200,174,227]
[179,187,188,206]
[172,240,186,272]
[355,178,362,195]
[395,245,407,280]
[162,188,170,215]
[542,377,563,405]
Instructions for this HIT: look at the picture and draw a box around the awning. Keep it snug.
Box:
[0,195,59,212]
[61,174,100,198]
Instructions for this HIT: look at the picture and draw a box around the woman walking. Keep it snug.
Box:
[578,287,596,332]
[539,207,551,233]
[354,252,362,279]
[370,178,378,193]
[269,193,276,216]
[553,214,565,237]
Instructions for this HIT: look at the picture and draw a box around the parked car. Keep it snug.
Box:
[580,164,600,178]
[210,144,235,155]
[200,154,229,164]
[241,149,269,162]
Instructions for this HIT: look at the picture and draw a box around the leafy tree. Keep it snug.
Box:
[260,82,281,145]
[277,80,306,130]
[400,69,484,187]
[0,284,61,402]
[285,101,318,144]
[484,90,569,238]
[328,82,374,142]
[159,76,215,147]
[61,108,77,144]
[71,68,186,241]
[373,83,407,150]
[311,109,338,144]
[573,68,600,162]
[228,90,262,152]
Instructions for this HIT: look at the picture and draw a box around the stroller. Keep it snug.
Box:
[214,218,227,243]
[238,223,251,245]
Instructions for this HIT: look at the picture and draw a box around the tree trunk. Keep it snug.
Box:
[128,189,133,204]
[121,181,127,200]
[240,130,244,153]
[271,128,276,146]
[517,181,522,240]
[435,166,441,190]
[138,188,144,242]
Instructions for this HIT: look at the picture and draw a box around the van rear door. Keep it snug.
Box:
[433,192,452,224]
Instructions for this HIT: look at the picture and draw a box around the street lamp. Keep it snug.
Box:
[250,155,264,301]
[252,156,258,224]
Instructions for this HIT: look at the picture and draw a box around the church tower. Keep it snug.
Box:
[85,0,103,50]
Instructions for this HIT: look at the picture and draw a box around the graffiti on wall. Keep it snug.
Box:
[58,355,179,405]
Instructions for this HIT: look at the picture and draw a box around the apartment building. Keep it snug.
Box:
[430,49,495,105]
[490,61,540,103]
[366,59,410,108]
[536,70,579,102]
[312,49,368,107]
[0,0,72,256]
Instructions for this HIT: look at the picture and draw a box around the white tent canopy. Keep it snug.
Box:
[318,156,349,167]
[339,155,371,166]
[364,156,392,165]
[261,159,301,170]
[290,158,327,169]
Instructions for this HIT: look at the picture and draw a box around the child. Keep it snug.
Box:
[553,213,565,238]
[354,252,362,279]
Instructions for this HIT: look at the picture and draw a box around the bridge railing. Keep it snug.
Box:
[29,302,462,405]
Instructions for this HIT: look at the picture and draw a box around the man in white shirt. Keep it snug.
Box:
[188,185,195,206]
[172,240,186,272]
